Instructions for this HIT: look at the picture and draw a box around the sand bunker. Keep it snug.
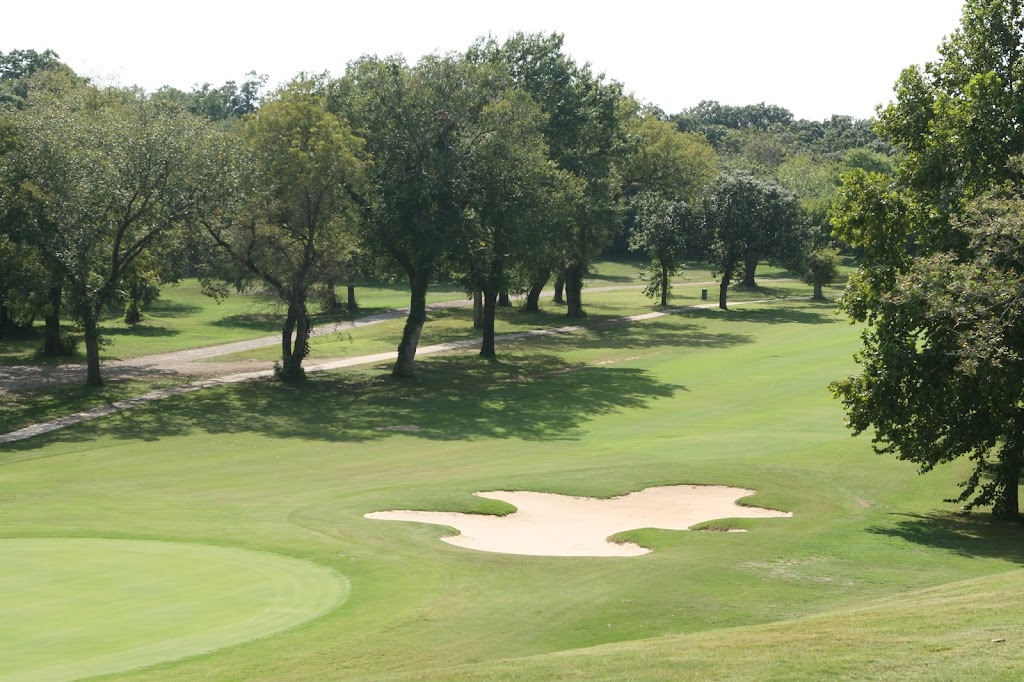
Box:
[365,485,792,557]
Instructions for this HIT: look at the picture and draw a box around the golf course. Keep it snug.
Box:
[2,266,1022,681]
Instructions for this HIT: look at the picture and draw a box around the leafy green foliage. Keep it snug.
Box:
[472,33,626,318]
[0,49,79,107]
[4,83,216,385]
[834,192,1024,517]
[628,193,697,305]
[834,0,1024,517]
[199,78,366,383]
[618,110,718,202]
[702,173,803,307]
[799,246,841,300]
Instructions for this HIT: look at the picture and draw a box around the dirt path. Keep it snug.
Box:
[0,296,792,444]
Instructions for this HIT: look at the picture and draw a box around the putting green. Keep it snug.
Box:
[0,538,348,682]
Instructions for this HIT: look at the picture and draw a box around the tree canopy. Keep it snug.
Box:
[832,0,1024,518]
[701,173,802,310]
[198,79,366,382]
[3,83,215,385]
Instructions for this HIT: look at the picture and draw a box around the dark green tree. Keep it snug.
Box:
[628,193,697,306]
[832,0,1024,517]
[0,49,78,107]
[702,174,802,309]
[457,89,576,357]
[471,33,626,318]
[835,192,1024,517]
[800,245,841,300]
[199,79,366,383]
[333,54,484,378]
[5,84,214,385]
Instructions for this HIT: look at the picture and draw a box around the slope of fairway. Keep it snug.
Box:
[2,298,1022,680]
[394,569,1024,681]
[0,538,348,682]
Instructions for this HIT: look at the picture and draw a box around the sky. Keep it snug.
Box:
[3,0,968,121]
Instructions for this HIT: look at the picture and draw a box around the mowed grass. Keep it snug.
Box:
[0,538,347,682]
[2,294,1020,680]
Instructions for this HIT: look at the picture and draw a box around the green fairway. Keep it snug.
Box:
[0,538,347,682]
[2,294,1021,680]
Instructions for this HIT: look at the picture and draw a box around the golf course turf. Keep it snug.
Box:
[0,538,347,682]
[2,287,1023,680]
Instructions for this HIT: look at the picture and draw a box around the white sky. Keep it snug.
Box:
[2,0,966,121]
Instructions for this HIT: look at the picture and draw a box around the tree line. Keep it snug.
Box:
[0,34,885,388]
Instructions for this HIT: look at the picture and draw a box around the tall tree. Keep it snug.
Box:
[0,49,79,107]
[702,174,802,309]
[5,84,214,385]
[333,54,484,378]
[459,90,583,356]
[628,193,697,306]
[153,73,267,122]
[832,0,1024,517]
[618,110,718,202]
[471,33,626,318]
[199,79,365,383]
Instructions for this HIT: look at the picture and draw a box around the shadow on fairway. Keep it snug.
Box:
[146,301,205,316]
[867,512,1024,565]
[211,313,283,332]
[587,273,637,284]
[528,317,756,353]
[691,304,840,326]
[8,353,685,448]
[100,325,181,338]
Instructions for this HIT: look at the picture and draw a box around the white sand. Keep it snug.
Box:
[365,485,792,557]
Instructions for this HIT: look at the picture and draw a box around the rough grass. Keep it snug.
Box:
[2,293,1019,680]
[389,570,1024,681]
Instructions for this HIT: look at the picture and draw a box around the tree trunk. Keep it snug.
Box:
[0,302,10,335]
[43,284,67,356]
[813,280,824,300]
[498,291,511,307]
[524,270,549,312]
[83,314,103,387]
[660,263,669,306]
[995,445,1022,519]
[741,256,758,287]
[553,275,565,304]
[124,297,143,324]
[278,300,309,383]
[565,264,586,318]
[480,287,497,358]
[719,272,731,311]
[346,280,357,311]
[323,282,340,312]
[472,290,484,329]
[393,268,429,379]
[525,284,543,312]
